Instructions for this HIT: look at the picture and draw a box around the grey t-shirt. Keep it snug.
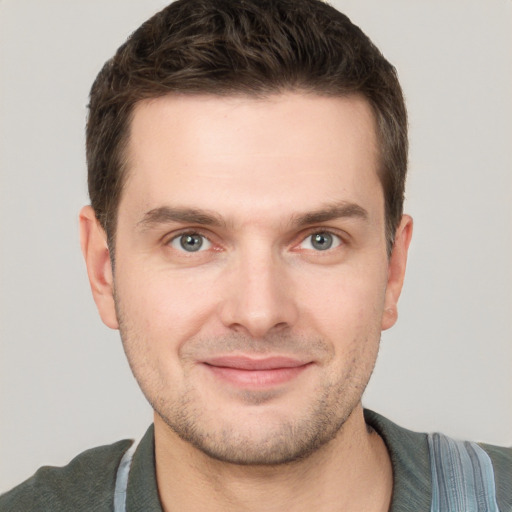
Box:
[1,410,510,511]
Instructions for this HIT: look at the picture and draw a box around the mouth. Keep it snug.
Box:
[201,356,313,387]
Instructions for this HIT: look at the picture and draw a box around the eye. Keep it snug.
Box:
[169,233,212,252]
[299,231,342,251]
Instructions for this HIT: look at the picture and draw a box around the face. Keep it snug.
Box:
[81,92,411,465]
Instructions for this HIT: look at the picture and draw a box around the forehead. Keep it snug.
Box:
[121,92,382,224]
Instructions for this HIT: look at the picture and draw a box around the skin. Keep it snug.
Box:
[80,92,412,511]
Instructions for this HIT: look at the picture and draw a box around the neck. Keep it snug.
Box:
[154,405,393,512]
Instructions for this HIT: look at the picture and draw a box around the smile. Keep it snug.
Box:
[202,356,313,387]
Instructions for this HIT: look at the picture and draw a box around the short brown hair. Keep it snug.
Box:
[87,0,407,254]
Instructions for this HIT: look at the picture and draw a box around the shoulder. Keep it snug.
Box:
[364,409,512,511]
[478,441,512,507]
[0,438,133,512]
[479,440,512,468]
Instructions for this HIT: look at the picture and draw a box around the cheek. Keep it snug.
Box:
[296,265,387,337]
[113,268,210,396]
[114,263,220,347]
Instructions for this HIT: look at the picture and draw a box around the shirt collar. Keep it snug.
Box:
[364,409,432,511]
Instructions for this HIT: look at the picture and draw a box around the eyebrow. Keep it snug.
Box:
[292,202,369,227]
[137,206,226,231]
[137,201,368,232]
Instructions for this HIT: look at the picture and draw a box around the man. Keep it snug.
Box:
[1,0,510,511]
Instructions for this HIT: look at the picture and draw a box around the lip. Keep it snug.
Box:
[202,356,313,387]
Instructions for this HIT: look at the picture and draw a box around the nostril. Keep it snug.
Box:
[230,323,246,334]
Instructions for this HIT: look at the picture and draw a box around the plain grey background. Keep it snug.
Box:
[1,0,511,493]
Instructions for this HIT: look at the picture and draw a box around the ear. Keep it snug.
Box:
[381,214,413,331]
[79,206,119,329]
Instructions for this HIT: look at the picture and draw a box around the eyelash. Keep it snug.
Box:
[167,231,213,253]
[297,230,343,252]
[166,228,345,254]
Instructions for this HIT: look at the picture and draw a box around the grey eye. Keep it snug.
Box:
[299,232,342,251]
[170,233,211,252]
[311,232,334,250]
[180,234,203,252]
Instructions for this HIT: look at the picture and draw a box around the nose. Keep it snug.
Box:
[218,247,299,339]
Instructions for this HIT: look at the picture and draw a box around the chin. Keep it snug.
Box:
[157,396,355,466]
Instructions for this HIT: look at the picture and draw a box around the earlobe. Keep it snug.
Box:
[79,206,119,329]
[381,215,413,331]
